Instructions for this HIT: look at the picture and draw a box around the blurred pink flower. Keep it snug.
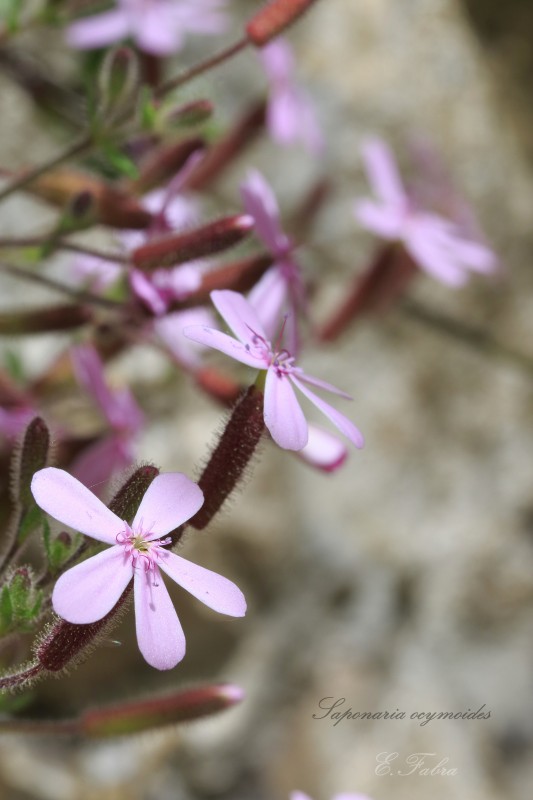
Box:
[155,307,217,369]
[260,39,323,154]
[67,0,229,56]
[0,407,36,440]
[70,345,144,491]
[354,138,497,287]
[31,468,246,669]
[241,170,306,353]
[184,290,364,452]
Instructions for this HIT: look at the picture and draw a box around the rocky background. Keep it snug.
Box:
[1,1,533,799]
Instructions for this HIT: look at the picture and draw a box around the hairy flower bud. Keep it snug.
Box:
[132,215,254,272]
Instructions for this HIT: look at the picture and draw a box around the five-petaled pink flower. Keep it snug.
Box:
[66,0,228,56]
[31,468,246,670]
[354,138,497,287]
[260,39,323,154]
[241,170,306,354]
[183,290,364,452]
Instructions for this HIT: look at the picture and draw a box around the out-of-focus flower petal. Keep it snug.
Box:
[241,170,289,255]
[361,138,406,209]
[291,377,365,449]
[71,434,133,496]
[297,424,348,472]
[354,199,402,240]
[66,10,131,50]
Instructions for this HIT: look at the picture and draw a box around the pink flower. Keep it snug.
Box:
[260,39,323,154]
[241,170,305,353]
[67,0,229,56]
[354,138,497,287]
[31,468,246,670]
[70,345,144,491]
[183,290,364,452]
[70,253,123,292]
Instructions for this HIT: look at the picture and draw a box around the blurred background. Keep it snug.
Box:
[1,0,533,798]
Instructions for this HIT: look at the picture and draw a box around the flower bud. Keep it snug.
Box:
[246,0,320,47]
[0,305,91,335]
[133,215,254,272]
[131,136,204,194]
[97,46,140,120]
[81,683,245,737]
[189,385,265,531]
[14,417,50,507]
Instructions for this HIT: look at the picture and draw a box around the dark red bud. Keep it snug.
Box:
[246,0,320,46]
[131,137,205,195]
[133,214,254,272]
[183,101,266,192]
[0,305,91,335]
[81,683,244,737]
[318,244,418,341]
[189,385,265,531]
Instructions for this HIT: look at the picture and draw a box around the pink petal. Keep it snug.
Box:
[248,267,288,340]
[155,308,216,368]
[71,435,133,497]
[71,345,116,425]
[296,370,353,400]
[134,565,186,669]
[354,199,402,239]
[66,10,131,50]
[406,221,467,286]
[31,468,122,544]
[52,545,132,624]
[264,367,308,450]
[132,473,204,539]
[133,7,182,55]
[240,171,289,256]
[291,377,365,449]
[130,269,168,316]
[157,551,246,616]
[297,425,348,472]
[261,38,294,82]
[361,138,406,208]
[290,793,313,800]
[211,289,268,346]
[183,325,265,368]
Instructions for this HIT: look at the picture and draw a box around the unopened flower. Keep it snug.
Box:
[184,290,364,452]
[260,38,323,154]
[31,468,246,669]
[241,170,305,353]
[67,0,229,56]
[354,138,497,287]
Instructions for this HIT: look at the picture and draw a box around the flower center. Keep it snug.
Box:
[116,522,171,583]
